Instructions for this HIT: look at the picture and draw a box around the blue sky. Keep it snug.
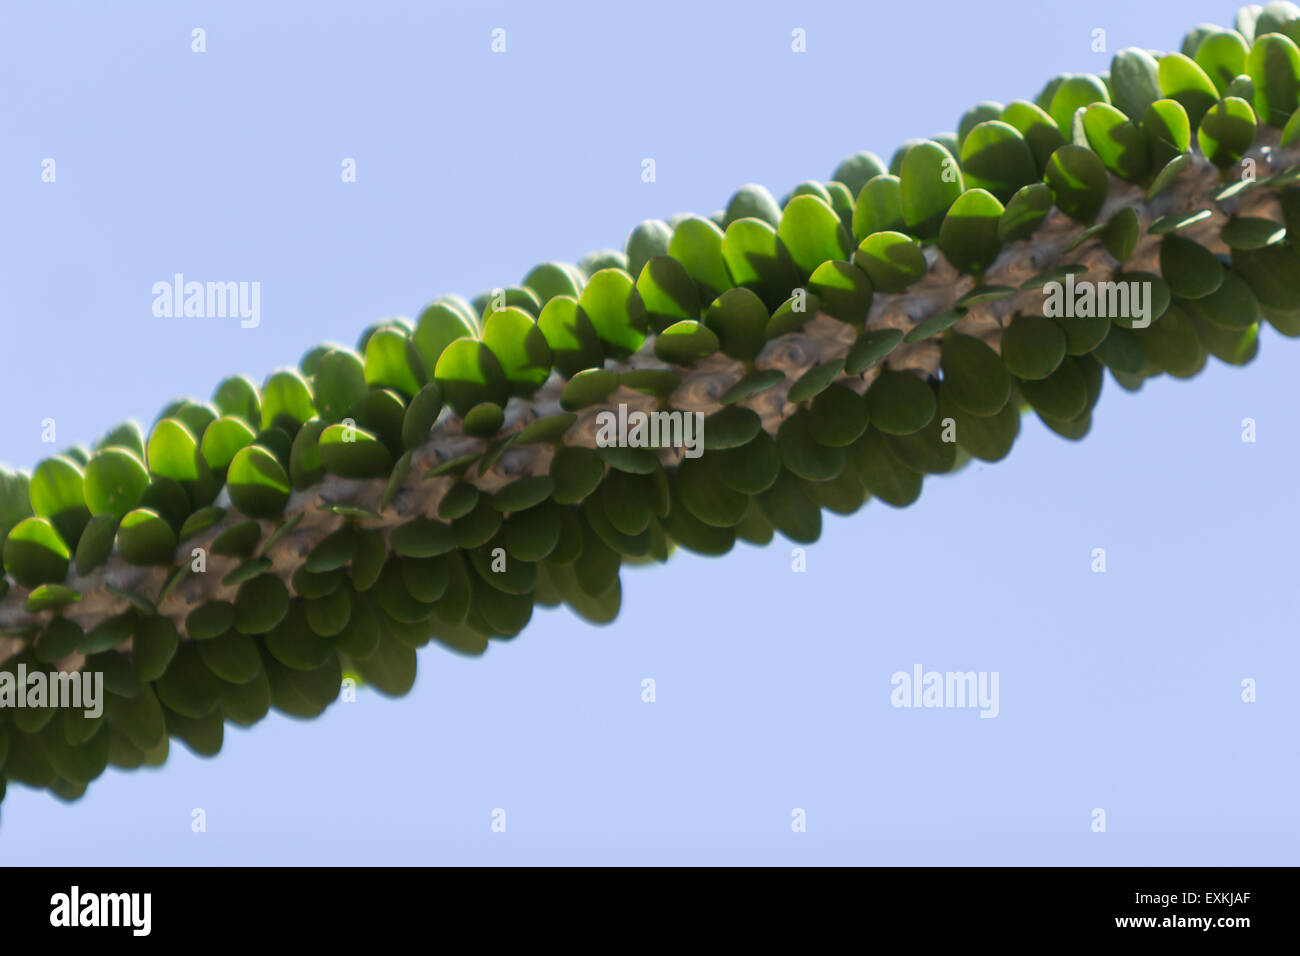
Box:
[1,0,1296,864]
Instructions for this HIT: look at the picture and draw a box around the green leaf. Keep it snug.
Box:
[549,446,605,505]
[25,583,81,613]
[1157,52,1219,127]
[475,286,541,320]
[957,102,1005,146]
[1001,314,1067,380]
[1226,73,1256,101]
[885,410,957,474]
[311,348,368,423]
[212,376,261,427]
[395,382,442,452]
[755,469,822,542]
[130,616,179,682]
[578,250,628,279]
[830,152,887,198]
[35,616,82,662]
[937,188,1005,274]
[1048,74,1110,136]
[1018,356,1090,421]
[490,476,555,514]
[1247,31,1300,126]
[116,508,176,566]
[898,141,964,240]
[1101,207,1141,261]
[363,327,426,398]
[83,447,150,520]
[723,183,782,229]
[940,333,1011,415]
[704,287,770,363]
[765,291,821,339]
[625,219,673,279]
[1192,311,1260,365]
[674,456,751,526]
[1142,99,1192,170]
[1081,102,1150,181]
[259,369,316,435]
[718,369,785,405]
[197,632,263,684]
[511,412,577,446]
[1282,104,1300,144]
[636,254,701,334]
[997,183,1054,242]
[699,406,762,451]
[522,261,584,306]
[1194,31,1250,94]
[1223,217,1288,250]
[74,512,118,575]
[199,415,257,476]
[851,174,906,243]
[865,370,936,435]
[1001,100,1067,174]
[1110,48,1163,120]
[1184,271,1261,329]
[211,519,261,558]
[654,320,720,364]
[853,231,926,292]
[1160,234,1224,298]
[848,428,921,507]
[234,573,290,634]
[578,269,648,359]
[720,218,800,310]
[904,310,963,344]
[29,456,89,549]
[1092,323,1148,374]
[536,295,604,378]
[778,195,852,274]
[1231,243,1300,308]
[147,418,215,506]
[787,358,845,404]
[1134,306,1204,375]
[777,409,844,481]
[802,384,867,447]
[845,327,904,374]
[1043,145,1109,223]
[481,306,553,395]
[1108,271,1172,328]
[1197,96,1258,167]
[559,368,619,411]
[227,445,292,517]
[668,216,732,302]
[807,260,873,322]
[412,298,479,373]
[3,516,71,587]
[959,121,1038,200]
[184,601,234,644]
[432,338,510,416]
